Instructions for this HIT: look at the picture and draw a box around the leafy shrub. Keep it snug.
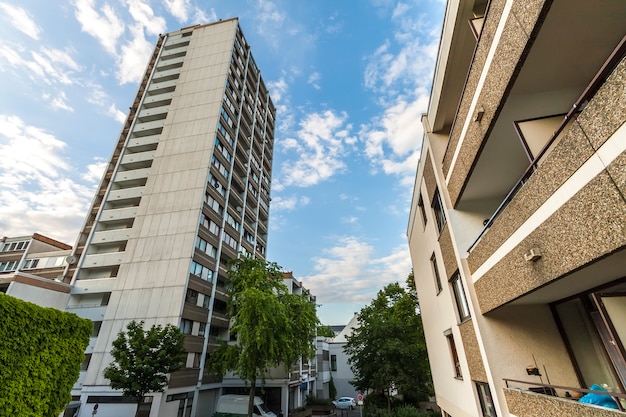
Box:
[0,294,92,417]
[306,395,333,406]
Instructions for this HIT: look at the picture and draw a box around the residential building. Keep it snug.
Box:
[329,314,359,401]
[62,19,276,417]
[407,1,625,416]
[0,234,72,309]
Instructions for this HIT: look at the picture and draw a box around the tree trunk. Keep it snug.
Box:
[386,389,391,412]
[248,379,257,417]
[135,397,143,417]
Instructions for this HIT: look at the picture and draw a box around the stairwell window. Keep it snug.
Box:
[444,329,462,379]
[431,253,443,294]
[450,271,471,322]
[432,188,446,234]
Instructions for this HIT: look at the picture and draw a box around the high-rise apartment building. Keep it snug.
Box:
[62,19,276,417]
[408,0,625,416]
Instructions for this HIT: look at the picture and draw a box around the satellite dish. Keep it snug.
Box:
[66,255,78,265]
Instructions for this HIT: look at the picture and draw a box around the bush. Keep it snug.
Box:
[306,395,333,406]
[362,398,440,417]
[0,294,92,417]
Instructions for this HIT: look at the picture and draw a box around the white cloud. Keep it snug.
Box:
[0,115,96,243]
[124,0,166,36]
[255,0,286,49]
[82,157,108,183]
[107,103,127,123]
[0,43,82,86]
[116,23,153,84]
[307,72,321,90]
[277,110,355,190]
[49,91,74,112]
[0,3,41,40]
[303,237,412,305]
[270,195,311,212]
[73,0,125,55]
[359,3,441,183]
[163,0,190,22]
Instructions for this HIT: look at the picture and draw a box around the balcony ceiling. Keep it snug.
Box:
[458,0,625,209]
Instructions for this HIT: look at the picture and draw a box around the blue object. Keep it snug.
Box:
[578,384,618,409]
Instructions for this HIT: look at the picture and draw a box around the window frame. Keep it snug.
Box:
[476,382,497,417]
[444,329,462,379]
[431,253,443,294]
[432,188,447,234]
[418,193,428,228]
[450,271,471,322]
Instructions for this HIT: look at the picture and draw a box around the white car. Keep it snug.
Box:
[332,397,356,410]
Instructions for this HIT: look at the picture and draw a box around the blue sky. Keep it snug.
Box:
[0,0,445,325]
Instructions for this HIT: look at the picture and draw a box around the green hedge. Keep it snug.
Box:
[0,293,92,417]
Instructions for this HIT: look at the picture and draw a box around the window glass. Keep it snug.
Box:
[450,271,470,322]
[445,331,462,378]
[476,382,497,417]
[431,253,443,294]
[432,188,446,234]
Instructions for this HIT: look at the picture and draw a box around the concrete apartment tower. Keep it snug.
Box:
[63,19,275,417]
[408,0,625,416]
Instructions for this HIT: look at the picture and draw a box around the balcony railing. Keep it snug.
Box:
[467,35,626,253]
[504,378,626,412]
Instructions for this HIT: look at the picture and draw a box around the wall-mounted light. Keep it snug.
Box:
[474,106,485,122]
[524,247,542,262]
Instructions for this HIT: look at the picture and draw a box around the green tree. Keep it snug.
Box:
[318,324,335,338]
[207,256,320,417]
[0,294,91,417]
[104,320,186,417]
[344,278,431,410]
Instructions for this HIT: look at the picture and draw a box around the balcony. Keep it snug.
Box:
[453,5,625,261]
[504,382,625,415]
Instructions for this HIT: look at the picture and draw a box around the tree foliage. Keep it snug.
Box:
[0,293,92,417]
[344,278,432,407]
[317,325,335,338]
[104,320,186,415]
[207,256,320,416]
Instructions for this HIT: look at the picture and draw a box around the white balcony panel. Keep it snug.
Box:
[65,305,107,322]
[82,252,125,268]
[98,206,138,223]
[152,67,182,80]
[72,278,116,294]
[134,119,165,133]
[137,105,170,120]
[159,48,185,59]
[91,229,131,245]
[120,150,155,166]
[113,167,150,183]
[143,92,173,106]
[106,187,143,202]
[156,55,184,68]
[148,78,177,91]
[126,135,160,150]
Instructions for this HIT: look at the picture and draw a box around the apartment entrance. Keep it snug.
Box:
[553,279,626,398]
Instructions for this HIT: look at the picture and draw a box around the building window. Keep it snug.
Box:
[432,188,446,234]
[431,253,443,294]
[92,321,102,337]
[0,260,18,272]
[22,259,40,269]
[101,293,111,306]
[180,319,193,335]
[450,271,470,322]
[330,355,337,371]
[418,193,427,227]
[476,382,497,417]
[1,240,29,252]
[444,329,462,378]
[198,322,207,337]
[190,261,214,282]
[185,289,198,305]
[81,354,92,371]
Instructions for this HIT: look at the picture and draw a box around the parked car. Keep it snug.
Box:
[332,397,356,410]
